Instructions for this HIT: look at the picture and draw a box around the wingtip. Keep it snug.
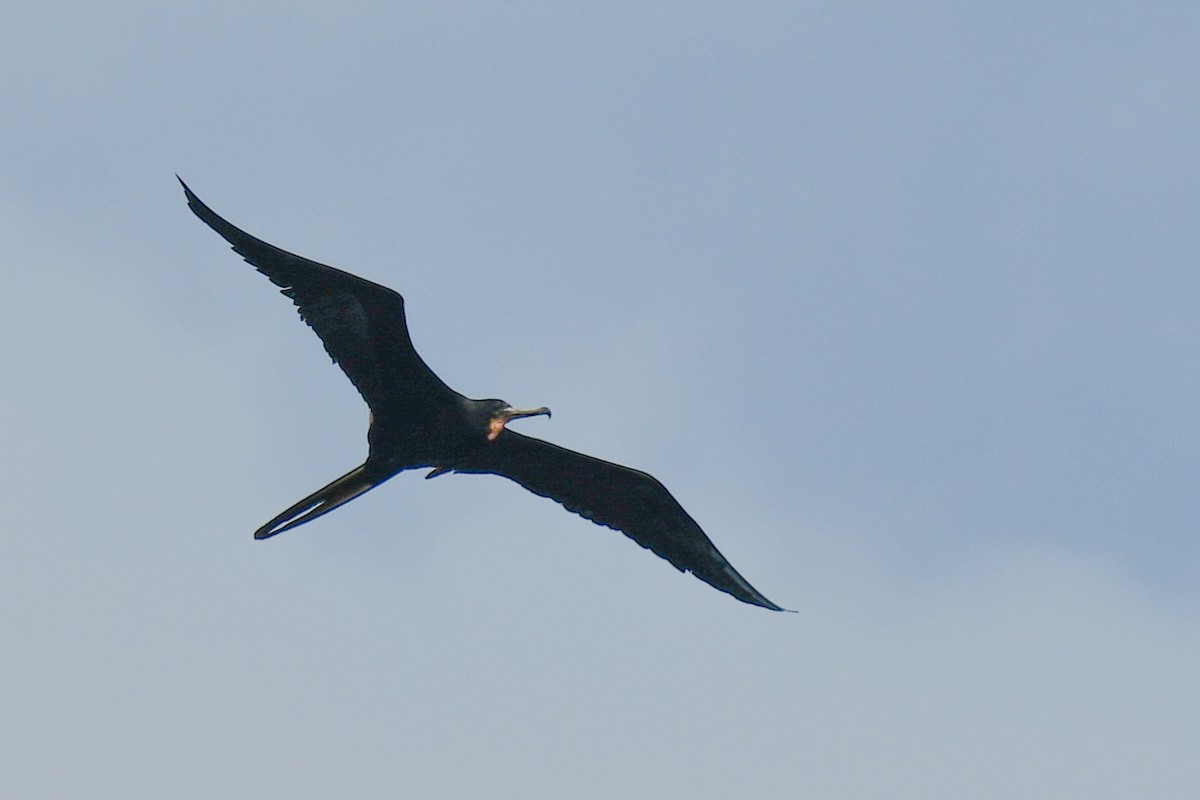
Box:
[176,174,198,203]
[758,591,794,613]
[754,596,794,613]
[711,561,791,612]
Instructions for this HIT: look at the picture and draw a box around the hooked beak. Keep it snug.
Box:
[488,405,551,440]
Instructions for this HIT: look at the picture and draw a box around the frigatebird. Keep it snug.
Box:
[181,178,785,611]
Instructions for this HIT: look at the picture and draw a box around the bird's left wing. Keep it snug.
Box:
[457,430,787,611]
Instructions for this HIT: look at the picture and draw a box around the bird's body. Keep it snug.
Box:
[181,178,785,611]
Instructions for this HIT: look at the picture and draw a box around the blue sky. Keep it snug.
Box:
[4,3,1199,797]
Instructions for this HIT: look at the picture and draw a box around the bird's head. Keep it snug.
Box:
[475,399,552,441]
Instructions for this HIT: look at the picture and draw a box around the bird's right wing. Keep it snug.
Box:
[457,430,787,611]
[180,178,454,413]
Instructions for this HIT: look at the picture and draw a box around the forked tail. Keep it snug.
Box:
[255,464,380,540]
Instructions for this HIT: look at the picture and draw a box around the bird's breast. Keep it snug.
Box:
[366,405,485,471]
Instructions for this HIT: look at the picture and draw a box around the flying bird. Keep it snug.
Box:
[181,178,786,611]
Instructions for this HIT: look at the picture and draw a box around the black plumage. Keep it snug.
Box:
[181,178,785,611]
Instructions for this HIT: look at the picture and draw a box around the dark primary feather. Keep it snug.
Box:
[179,177,453,414]
[457,431,785,610]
